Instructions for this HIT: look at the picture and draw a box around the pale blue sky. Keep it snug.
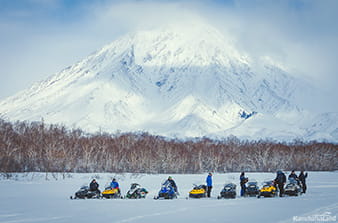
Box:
[0,0,337,111]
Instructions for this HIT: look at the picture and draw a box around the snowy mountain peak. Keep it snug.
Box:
[94,22,247,69]
[0,23,337,142]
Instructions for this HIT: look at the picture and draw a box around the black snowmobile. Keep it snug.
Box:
[125,183,148,199]
[217,183,236,199]
[70,185,101,199]
[284,178,302,196]
[154,181,178,200]
[245,181,260,197]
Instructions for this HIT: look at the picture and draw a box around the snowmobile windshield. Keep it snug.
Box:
[224,183,235,188]
[130,184,140,190]
[161,181,174,192]
[104,183,113,189]
[80,185,89,190]
[192,184,203,189]
[263,181,274,186]
[288,178,298,184]
[162,180,171,187]
[248,181,258,186]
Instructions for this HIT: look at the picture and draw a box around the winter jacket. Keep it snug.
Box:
[110,181,119,189]
[165,179,177,191]
[90,181,99,191]
[206,175,212,187]
[298,172,308,184]
[288,173,298,180]
[240,175,248,186]
[275,172,286,184]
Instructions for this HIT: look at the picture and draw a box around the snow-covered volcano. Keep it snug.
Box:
[0,22,337,141]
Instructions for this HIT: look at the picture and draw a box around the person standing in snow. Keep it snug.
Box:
[240,172,248,196]
[298,171,308,193]
[206,173,212,198]
[274,170,286,197]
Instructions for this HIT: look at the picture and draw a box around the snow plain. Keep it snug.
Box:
[0,172,337,223]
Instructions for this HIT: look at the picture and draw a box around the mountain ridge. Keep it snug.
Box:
[0,23,337,142]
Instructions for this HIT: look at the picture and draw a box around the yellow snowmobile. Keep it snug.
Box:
[189,184,207,198]
[257,181,278,198]
[102,186,122,199]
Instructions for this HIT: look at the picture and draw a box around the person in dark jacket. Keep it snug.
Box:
[288,170,298,180]
[274,170,286,197]
[240,172,248,196]
[89,179,100,193]
[206,173,213,198]
[165,176,178,193]
[298,171,308,193]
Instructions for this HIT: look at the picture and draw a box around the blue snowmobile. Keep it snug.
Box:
[154,181,178,199]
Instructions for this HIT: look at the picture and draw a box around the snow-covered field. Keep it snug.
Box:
[0,172,337,223]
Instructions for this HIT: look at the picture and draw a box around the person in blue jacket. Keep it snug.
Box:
[110,178,120,193]
[206,173,212,198]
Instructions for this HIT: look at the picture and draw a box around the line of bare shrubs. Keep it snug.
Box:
[0,118,337,173]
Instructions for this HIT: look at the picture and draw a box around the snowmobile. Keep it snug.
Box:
[245,181,260,197]
[284,178,302,196]
[70,185,101,199]
[217,183,236,199]
[154,181,177,199]
[125,183,148,199]
[102,186,122,199]
[257,181,278,198]
[188,184,207,198]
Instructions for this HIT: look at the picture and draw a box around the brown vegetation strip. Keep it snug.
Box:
[0,119,337,173]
